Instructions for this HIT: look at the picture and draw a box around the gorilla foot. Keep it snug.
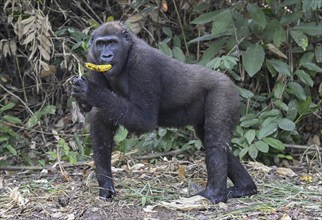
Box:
[227,186,257,198]
[99,186,116,201]
[195,189,227,203]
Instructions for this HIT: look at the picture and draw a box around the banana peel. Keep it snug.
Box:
[85,62,112,72]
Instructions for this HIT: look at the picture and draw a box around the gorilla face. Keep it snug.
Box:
[87,23,132,76]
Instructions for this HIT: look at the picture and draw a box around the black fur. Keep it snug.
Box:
[72,21,257,203]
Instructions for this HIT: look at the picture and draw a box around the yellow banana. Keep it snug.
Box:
[85,62,112,72]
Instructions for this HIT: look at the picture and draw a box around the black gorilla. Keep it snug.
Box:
[72,21,257,203]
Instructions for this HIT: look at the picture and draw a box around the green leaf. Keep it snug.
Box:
[42,105,56,115]
[273,82,285,99]
[6,144,17,156]
[240,119,259,128]
[162,27,172,37]
[247,3,266,28]
[0,136,9,142]
[303,0,322,11]
[269,59,291,77]
[287,82,307,100]
[211,10,233,36]
[263,137,285,150]
[298,96,315,115]
[248,144,258,159]
[158,42,173,57]
[237,87,254,99]
[206,57,221,70]
[240,113,257,122]
[257,122,278,139]
[273,26,286,48]
[198,40,225,66]
[259,109,281,120]
[158,128,167,137]
[278,118,296,131]
[26,111,42,128]
[302,62,322,72]
[295,70,314,87]
[244,129,256,145]
[193,2,210,13]
[141,196,147,207]
[292,22,322,36]
[0,102,15,113]
[290,30,308,51]
[239,147,249,159]
[114,126,128,142]
[191,10,220,24]
[280,12,301,26]
[315,45,322,63]
[287,100,299,121]
[172,47,185,62]
[254,141,269,153]
[273,100,289,111]
[3,115,22,124]
[242,44,265,77]
[188,34,217,44]
[299,52,314,67]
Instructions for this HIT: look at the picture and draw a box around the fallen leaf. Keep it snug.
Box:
[276,167,297,177]
[143,205,157,213]
[178,165,186,179]
[248,161,272,173]
[131,163,145,171]
[159,195,211,211]
[300,175,313,182]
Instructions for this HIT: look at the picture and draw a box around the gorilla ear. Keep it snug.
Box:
[121,30,131,41]
[87,32,95,48]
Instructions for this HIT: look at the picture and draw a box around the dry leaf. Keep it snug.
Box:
[248,161,272,173]
[160,195,211,211]
[280,213,292,220]
[161,0,168,12]
[267,43,288,59]
[9,187,28,207]
[131,163,145,171]
[178,165,186,179]
[300,175,313,182]
[276,167,297,177]
[143,205,158,213]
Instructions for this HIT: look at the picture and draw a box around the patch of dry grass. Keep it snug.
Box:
[0,153,321,220]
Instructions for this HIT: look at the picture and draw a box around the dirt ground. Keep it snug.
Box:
[0,152,321,220]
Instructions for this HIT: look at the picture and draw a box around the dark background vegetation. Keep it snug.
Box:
[0,0,321,167]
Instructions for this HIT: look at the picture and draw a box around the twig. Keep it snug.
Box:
[172,0,189,56]
[0,161,94,171]
[0,83,33,115]
[135,149,186,160]
[284,144,322,151]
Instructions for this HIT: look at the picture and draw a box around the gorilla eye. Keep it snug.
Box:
[121,30,130,40]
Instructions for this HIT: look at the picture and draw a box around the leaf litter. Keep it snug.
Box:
[0,151,321,220]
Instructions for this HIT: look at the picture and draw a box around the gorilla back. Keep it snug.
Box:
[72,21,257,203]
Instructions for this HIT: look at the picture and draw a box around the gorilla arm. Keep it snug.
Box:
[72,75,159,133]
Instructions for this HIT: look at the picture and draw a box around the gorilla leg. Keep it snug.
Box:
[196,89,239,203]
[90,108,117,199]
[227,152,257,198]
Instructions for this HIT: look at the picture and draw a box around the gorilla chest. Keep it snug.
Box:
[107,75,129,97]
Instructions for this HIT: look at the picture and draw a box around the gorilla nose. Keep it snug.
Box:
[101,53,114,62]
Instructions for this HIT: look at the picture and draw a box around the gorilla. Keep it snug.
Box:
[72,21,257,203]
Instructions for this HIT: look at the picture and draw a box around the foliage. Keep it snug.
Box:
[114,126,202,154]
[0,102,21,158]
[157,0,322,161]
[0,0,321,165]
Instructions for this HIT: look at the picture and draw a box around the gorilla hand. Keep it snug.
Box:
[72,77,97,109]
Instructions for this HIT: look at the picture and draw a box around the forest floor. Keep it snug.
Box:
[0,151,321,220]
